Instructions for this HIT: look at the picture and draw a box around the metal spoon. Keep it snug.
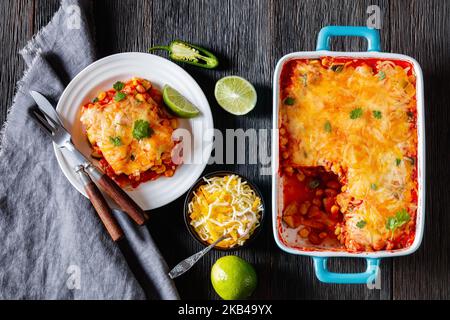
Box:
[168,235,227,279]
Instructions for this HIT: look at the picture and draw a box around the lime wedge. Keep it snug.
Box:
[163,85,200,118]
[214,76,257,115]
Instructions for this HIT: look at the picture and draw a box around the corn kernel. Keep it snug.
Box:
[98,92,106,101]
[135,94,144,102]
[298,228,309,238]
[141,80,152,90]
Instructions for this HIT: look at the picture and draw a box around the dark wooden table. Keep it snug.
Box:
[1,0,449,300]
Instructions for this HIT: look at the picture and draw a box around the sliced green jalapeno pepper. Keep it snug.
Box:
[149,40,219,69]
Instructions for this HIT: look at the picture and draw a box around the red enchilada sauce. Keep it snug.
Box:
[281,166,343,245]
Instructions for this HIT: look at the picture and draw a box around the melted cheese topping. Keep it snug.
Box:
[80,94,175,176]
[281,58,418,251]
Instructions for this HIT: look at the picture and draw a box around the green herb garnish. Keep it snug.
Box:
[386,209,410,231]
[378,71,386,80]
[373,110,382,119]
[113,81,125,91]
[331,64,344,73]
[114,92,127,102]
[371,183,378,190]
[395,158,402,166]
[350,108,363,119]
[324,120,332,133]
[109,136,122,146]
[132,120,153,140]
[130,154,136,161]
[308,179,320,189]
[92,97,99,103]
[356,220,367,229]
[284,97,295,105]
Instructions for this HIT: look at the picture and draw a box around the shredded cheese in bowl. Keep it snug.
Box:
[188,174,264,249]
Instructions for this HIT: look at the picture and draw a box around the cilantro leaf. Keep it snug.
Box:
[113,81,125,91]
[92,97,99,103]
[114,92,127,102]
[350,108,363,119]
[378,71,386,80]
[132,120,153,140]
[373,110,382,119]
[324,120,332,133]
[284,97,295,105]
[356,220,367,229]
[395,158,402,166]
[386,209,411,231]
[109,136,122,146]
[371,183,378,190]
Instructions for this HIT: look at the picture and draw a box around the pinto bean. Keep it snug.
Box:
[325,188,338,197]
[301,218,326,230]
[136,84,146,93]
[283,215,301,228]
[299,201,311,215]
[319,232,328,239]
[331,205,340,216]
[283,202,298,217]
[296,171,305,182]
[307,205,320,217]
[312,197,322,206]
[308,232,323,245]
[323,197,335,214]
[326,180,341,189]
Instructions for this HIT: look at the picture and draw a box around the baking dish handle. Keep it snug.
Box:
[313,257,380,284]
[316,26,381,52]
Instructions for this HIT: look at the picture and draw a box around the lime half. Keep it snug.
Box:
[211,255,257,300]
[214,76,257,115]
[163,85,200,118]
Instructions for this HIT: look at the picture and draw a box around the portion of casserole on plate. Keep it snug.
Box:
[279,57,418,252]
[80,78,179,188]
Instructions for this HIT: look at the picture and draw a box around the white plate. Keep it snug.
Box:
[55,53,214,210]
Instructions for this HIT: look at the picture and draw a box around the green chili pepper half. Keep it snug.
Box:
[149,40,219,69]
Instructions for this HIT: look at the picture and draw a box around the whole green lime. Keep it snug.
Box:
[211,255,257,300]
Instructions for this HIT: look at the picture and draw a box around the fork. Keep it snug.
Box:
[30,109,148,226]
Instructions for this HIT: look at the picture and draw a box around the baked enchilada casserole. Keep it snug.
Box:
[80,78,179,188]
[279,57,418,252]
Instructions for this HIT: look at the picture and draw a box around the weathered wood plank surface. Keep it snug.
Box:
[1,0,448,300]
[389,0,450,300]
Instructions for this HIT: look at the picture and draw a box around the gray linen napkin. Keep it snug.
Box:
[0,0,179,300]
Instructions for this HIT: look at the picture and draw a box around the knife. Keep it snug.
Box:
[30,91,148,226]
